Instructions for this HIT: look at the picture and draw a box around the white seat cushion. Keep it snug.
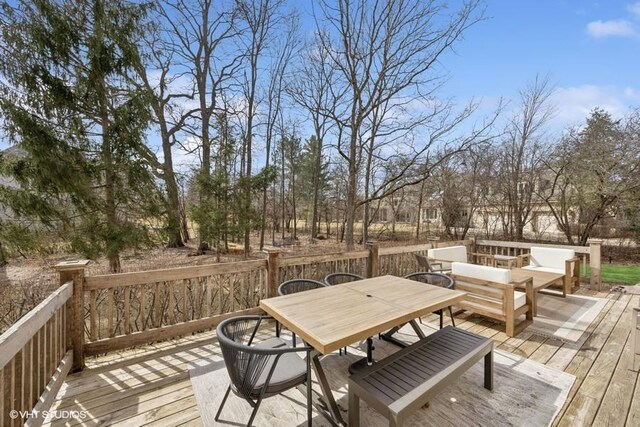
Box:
[513,290,527,309]
[529,247,574,271]
[522,265,565,275]
[451,262,511,284]
[428,246,468,263]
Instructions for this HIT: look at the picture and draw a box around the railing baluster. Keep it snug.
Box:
[108,288,115,338]
[182,279,188,323]
[19,347,25,422]
[124,286,131,335]
[29,337,35,412]
[0,366,4,427]
[10,358,16,427]
[227,274,236,312]
[205,276,212,318]
[168,281,176,325]
[90,289,97,341]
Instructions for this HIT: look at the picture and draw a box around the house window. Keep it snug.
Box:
[424,208,438,220]
[517,181,533,197]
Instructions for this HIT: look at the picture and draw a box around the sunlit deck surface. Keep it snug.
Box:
[46,289,639,426]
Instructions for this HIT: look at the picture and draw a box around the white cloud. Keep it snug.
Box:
[623,86,640,100]
[550,85,635,126]
[586,19,636,38]
[629,2,640,18]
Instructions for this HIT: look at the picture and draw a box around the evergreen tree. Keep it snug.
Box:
[0,0,160,272]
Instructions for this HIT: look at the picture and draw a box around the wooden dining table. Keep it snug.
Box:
[259,275,466,425]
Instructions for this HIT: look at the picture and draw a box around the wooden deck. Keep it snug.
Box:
[44,289,639,426]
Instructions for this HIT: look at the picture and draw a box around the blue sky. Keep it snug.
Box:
[2,0,639,152]
[439,0,640,127]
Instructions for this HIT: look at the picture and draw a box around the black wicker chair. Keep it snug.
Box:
[413,253,445,273]
[215,315,313,427]
[276,279,328,346]
[404,272,456,328]
[324,272,365,285]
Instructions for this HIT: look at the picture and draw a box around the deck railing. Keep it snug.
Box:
[0,237,603,412]
[278,250,369,283]
[81,259,268,357]
[0,280,73,427]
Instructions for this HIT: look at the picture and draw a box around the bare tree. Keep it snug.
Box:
[492,75,554,240]
[315,0,485,249]
[287,36,336,242]
[134,12,199,247]
[259,13,299,249]
[236,0,288,256]
[164,0,243,249]
[434,148,489,239]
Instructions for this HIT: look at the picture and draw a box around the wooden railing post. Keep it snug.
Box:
[367,241,379,278]
[263,248,281,297]
[467,233,476,255]
[588,239,603,291]
[56,260,89,372]
[427,236,440,248]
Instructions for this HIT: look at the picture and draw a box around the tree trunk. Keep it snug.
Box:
[162,134,184,247]
[310,136,322,242]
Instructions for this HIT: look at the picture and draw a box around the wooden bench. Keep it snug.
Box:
[348,326,493,427]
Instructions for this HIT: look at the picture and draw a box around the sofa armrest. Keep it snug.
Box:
[565,256,580,278]
[510,276,533,287]
[517,253,531,268]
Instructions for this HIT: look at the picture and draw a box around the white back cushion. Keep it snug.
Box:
[427,246,468,263]
[530,247,574,270]
[451,262,511,284]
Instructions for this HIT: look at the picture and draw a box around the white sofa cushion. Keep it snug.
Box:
[451,262,511,284]
[427,246,468,263]
[529,247,574,271]
[451,262,526,309]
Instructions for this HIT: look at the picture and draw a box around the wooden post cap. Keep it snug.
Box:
[262,247,281,254]
[55,260,90,271]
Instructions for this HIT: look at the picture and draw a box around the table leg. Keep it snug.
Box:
[311,351,346,426]
[410,319,426,339]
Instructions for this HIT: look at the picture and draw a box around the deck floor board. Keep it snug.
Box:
[44,289,639,426]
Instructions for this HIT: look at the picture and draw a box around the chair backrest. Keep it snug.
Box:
[278,279,327,296]
[530,247,575,270]
[413,253,433,271]
[427,246,468,263]
[216,315,269,400]
[404,272,454,289]
[324,272,365,286]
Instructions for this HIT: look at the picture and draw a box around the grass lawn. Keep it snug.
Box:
[585,263,640,285]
